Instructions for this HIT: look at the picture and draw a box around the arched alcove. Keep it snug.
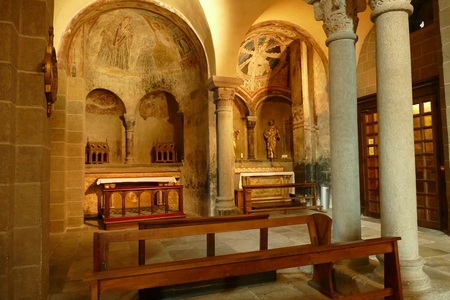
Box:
[234,20,329,184]
[135,91,184,163]
[57,1,210,220]
[256,97,293,160]
[85,89,126,165]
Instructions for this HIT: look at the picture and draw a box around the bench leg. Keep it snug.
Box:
[384,244,403,300]
[90,281,99,300]
[309,263,337,298]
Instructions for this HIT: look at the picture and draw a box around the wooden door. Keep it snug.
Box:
[359,103,380,218]
[358,80,445,229]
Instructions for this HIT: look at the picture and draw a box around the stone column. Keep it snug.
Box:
[306,0,365,242]
[207,76,242,215]
[246,116,257,159]
[123,114,136,164]
[369,0,431,292]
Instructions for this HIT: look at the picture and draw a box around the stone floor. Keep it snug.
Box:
[49,211,450,299]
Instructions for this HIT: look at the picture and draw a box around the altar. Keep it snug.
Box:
[96,176,185,229]
[235,171,295,210]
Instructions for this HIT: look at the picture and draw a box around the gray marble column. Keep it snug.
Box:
[123,114,136,164]
[306,0,365,243]
[207,76,242,215]
[369,0,431,292]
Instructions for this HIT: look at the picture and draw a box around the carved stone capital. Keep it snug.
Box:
[215,87,235,108]
[305,0,366,37]
[369,0,413,21]
[246,116,257,130]
[123,114,136,129]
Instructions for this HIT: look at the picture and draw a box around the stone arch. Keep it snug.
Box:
[234,20,329,173]
[56,1,211,218]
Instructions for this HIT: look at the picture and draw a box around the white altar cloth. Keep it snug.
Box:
[96,177,177,185]
[238,171,295,193]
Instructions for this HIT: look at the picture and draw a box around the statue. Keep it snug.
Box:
[263,119,281,159]
[233,129,240,158]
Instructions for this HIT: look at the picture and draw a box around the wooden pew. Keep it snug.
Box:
[85,213,402,300]
[137,213,272,297]
[137,213,271,265]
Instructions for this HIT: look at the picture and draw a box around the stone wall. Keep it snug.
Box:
[0,1,53,298]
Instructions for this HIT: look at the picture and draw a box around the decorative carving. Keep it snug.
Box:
[246,118,257,129]
[42,27,58,117]
[368,0,413,14]
[155,142,177,163]
[306,0,366,36]
[263,119,281,159]
[215,87,235,108]
[85,139,110,164]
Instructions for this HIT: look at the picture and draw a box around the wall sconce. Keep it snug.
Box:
[42,26,58,117]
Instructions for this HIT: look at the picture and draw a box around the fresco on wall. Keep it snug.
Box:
[67,8,203,167]
[139,91,169,120]
[238,34,288,96]
[68,8,198,92]
[85,89,126,115]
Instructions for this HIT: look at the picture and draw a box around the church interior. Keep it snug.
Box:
[2,0,450,298]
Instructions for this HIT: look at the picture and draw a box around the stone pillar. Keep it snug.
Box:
[123,114,136,164]
[246,116,257,159]
[369,0,431,292]
[207,76,242,215]
[306,0,365,242]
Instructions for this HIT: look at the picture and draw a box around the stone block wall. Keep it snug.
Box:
[0,1,53,298]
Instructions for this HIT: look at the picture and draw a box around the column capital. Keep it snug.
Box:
[246,116,257,129]
[369,0,413,22]
[305,0,366,37]
[214,87,235,108]
[123,114,136,129]
[206,76,243,90]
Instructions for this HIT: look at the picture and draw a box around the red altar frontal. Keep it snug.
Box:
[96,177,185,229]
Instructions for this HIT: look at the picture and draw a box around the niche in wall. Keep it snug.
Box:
[85,89,126,165]
[256,97,293,160]
[136,91,184,164]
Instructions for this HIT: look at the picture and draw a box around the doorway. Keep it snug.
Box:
[358,79,445,229]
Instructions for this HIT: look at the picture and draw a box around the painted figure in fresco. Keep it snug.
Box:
[112,16,132,69]
[263,119,281,159]
[98,16,133,70]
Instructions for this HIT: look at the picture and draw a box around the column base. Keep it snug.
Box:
[374,257,431,292]
[214,196,241,216]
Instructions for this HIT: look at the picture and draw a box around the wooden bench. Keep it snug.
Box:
[137,213,271,264]
[84,213,402,300]
[242,182,322,214]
